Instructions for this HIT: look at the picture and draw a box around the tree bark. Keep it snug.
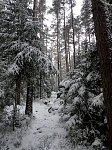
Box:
[33,0,38,19]
[67,27,71,71]
[40,72,42,99]
[15,75,21,105]
[91,0,112,149]
[59,40,62,81]
[56,11,60,86]
[25,79,33,115]
[70,0,76,69]
[63,3,69,73]
[77,32,81,61]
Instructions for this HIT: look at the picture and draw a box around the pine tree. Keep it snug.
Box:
[50,0,62,87]
[81,0,94,53]
[0,0,55,115]
[69,0,76,69]
[91,0,112,149]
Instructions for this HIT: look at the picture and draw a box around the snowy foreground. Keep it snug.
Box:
[0,92,88,150]
[0,92,69,150]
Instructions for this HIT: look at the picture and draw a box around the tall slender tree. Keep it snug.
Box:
[63,1,69,73]
[91,0,112,149]
[51,0,62,86]
[25,0,38,115]
[69,0,76,69]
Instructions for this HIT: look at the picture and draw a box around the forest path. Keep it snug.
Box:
[16,92,72,150]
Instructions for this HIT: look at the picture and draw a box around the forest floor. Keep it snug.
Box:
[0,92,77,150]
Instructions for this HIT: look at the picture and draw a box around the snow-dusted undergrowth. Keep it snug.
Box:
[58,65,107,149]
[0,91,103,150]
[0,92,75,150]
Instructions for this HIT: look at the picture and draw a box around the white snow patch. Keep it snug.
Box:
[0,92,73,150]
[92,138,102,148]
[91,93,103,107]
[78,85,85,96]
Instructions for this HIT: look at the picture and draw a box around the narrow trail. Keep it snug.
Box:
[0,94,91,150]
[17,92,72,150]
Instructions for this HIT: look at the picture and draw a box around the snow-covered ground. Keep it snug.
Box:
[0,92,75,150]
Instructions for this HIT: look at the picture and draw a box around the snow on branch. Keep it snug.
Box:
[100,0,112,7]
[8,42,56,75]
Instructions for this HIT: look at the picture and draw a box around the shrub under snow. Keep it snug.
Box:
[58,51,108,149]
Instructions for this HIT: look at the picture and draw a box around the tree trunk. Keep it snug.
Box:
[40,72,42,99]
[25,79,33,115]
[24,0,37,116]
[77,32,81,61]
[67,27,71,71]
[15,75,21,105]
[45,28,48,56]
[70,0,76,69]
[59,40,62,81]
[13,74,21,131]
[33,0,38,19]
[91,0,112,149]
[56,12,60,86]
[38,0,45,49]
[63,4,69,73]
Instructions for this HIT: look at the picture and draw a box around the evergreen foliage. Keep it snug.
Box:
[0,0,112,149]
[59,44,108,148]
[0,0,55,110]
